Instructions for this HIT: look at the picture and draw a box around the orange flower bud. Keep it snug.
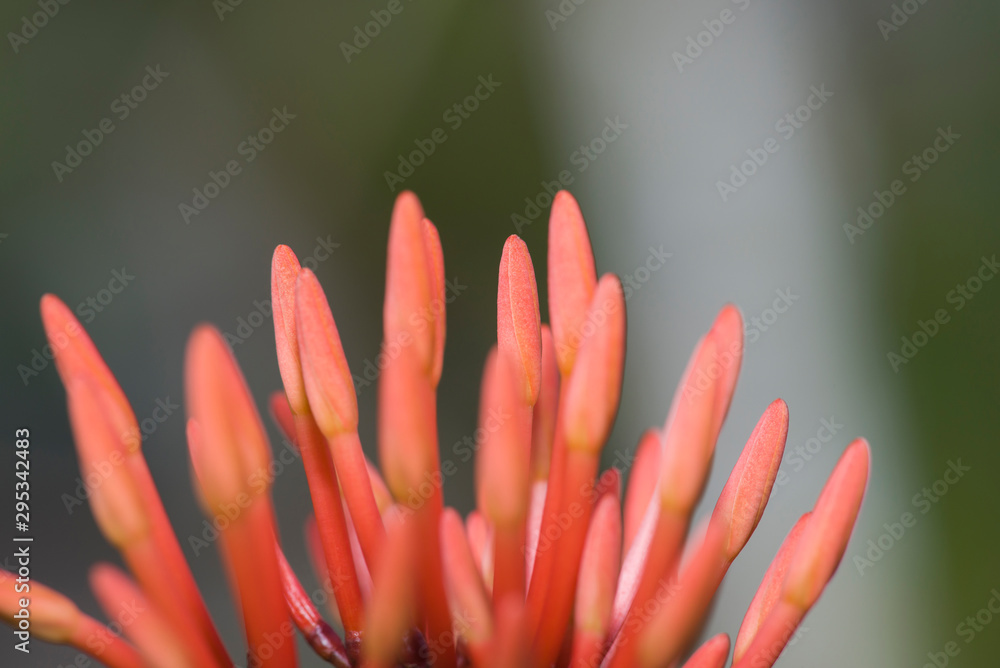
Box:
[562,274,626,454]
[295,268,359,436]
[384,191,436,378]
[548,191,597,377]
[531,325,560,481]
[498,235,542,406]
[783,439,870,608]
[711,399,788,560]
[575,494,622,636]
[423,218,447,386]
[66,375,149,548]
[271,244,308,414]
[476,349,530,527]
[184,325,273,513]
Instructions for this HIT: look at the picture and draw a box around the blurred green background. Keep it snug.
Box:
[1,0,998,665]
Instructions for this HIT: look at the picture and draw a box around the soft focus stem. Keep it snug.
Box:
[296,414,366,635]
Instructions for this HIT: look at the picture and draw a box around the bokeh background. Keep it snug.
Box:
[2,1,998,666]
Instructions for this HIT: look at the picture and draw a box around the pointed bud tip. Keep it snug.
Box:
[562,274,626,454]
[498,234,542,406]
[272,245,308,414]
[294,269,358,436]
[184,325,273,510]
[385,190,436,378]
[783,438,869,609]
[548,192,597,376]
[575,493,622,635]
[715,398,789,559]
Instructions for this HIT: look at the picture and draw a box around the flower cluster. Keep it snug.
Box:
[1,191,869,668]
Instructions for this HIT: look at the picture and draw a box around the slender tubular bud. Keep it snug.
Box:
[476,350,530,527]
[90,564,200,668]
[441,508,494,665]
[607,324,723,667]
[735,443,868,668]
[0,570,78,644]
[42,294,230,664]
[681,634,730,668]
[423,218,447,386]
[185,326,272,511]
[41,294,133,436]
[530,275,625,667]
[1,569,144,668]
[623,429,660,552]
[498,235,542,406]
[297,268,385,571]
[363,511,419,668]
[569,494,622,668]
[547,191,598,377]
[531,325,560,481]
[659,335,719,512]
[561,274,626,454]
[291,412,366,640]
[378,349,438,504]
[477,350,530,604]
[711,399,789,561]
[783,438,870,608]
[66,376,149,548]
[492,596,528,668]
[635,522,727,667]
[185,326,296,668]
[466,510,494,590]
[706,304,743,440]
[384,191,437,377]
[272,244,308,414]
[734,514,810,663]
[295,269,359,436]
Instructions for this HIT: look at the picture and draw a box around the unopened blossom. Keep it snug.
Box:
[2,190,870,668]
